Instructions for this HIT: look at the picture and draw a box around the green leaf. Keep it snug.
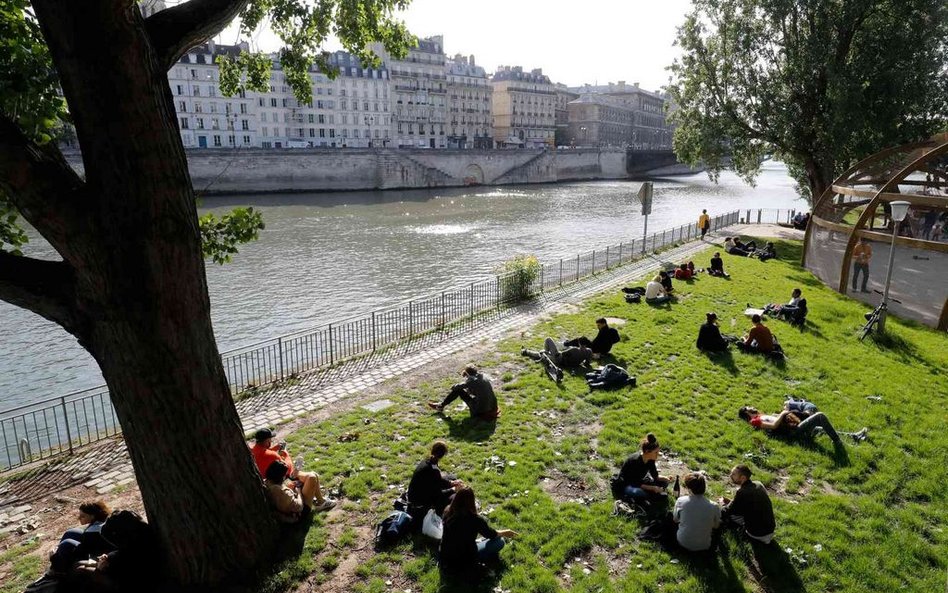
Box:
[199,207,265,265]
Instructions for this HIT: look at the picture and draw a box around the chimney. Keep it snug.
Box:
[634,82,639,88]
[469,55,475,66]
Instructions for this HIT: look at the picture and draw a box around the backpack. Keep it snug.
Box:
[785,398,818,419]
[609,474,625,499]
[375,511,412,547]
[625,293,641,303]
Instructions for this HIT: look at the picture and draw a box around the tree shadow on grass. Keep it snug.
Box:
[437,559,509,593]
[703,349,740,376]
[443,415,498,442]
[865,327,941,369]
[744,538,807,593]
[271,508,316,563]
[767,433,850,467]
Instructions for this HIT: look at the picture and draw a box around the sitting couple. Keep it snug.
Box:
[408,442,519,578]
[760,288,808,325]
[253,428,337,522]
[739,400,868,446]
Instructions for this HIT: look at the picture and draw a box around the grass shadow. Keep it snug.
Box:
[746,538,807,593]
[271,508,316,563]
[437,558,509,593]
[643,518,748,593]
[443,415,498,442]
[702,349,740,376]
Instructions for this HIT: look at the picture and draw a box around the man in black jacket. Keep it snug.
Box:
[564,318,620,359]
[720,464,776,544]
[428,365,499,420]
[407,441,461,521]
[696,312,731,352]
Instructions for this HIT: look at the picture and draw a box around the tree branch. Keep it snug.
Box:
[145,0,250,71]
[0,251,81,334]
[0,114,89,262]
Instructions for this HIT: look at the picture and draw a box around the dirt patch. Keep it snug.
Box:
[540,469,602,505]
[558,544,630,586]
[295,518,377,593]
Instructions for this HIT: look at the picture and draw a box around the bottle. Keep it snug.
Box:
[673,475,681,497]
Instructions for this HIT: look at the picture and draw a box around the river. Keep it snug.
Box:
[0,161,804,410]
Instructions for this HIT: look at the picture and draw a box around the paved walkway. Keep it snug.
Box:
[0,227,784,523]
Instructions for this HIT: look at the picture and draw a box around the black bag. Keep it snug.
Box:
[625,293,641,303]
[393,493,409,512]
[609,474,625,499]
[375,511,413,547]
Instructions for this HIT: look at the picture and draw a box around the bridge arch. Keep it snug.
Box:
[463,163,485,185]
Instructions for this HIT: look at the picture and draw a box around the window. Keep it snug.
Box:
[261,113,267,122]
[210,103,217,113]
[241,120,249,131]
[328,115,334,124]
[270,98,278,107]
[243,135,251,144]
[282,98,288,107]
[240,103,247,114]
[194,102,203,113]
[213,135,221,146]
[208,86,216,97]
[309,128,315,137]
[307,114,314,123]
[179,101,187,112]
[319,129,326,138]
[258,98,264,106]
[262,126,268,136]
[180,117,189,129]
[262,141,272,148]
[228,135,235,146]
[193,86,200,96]
[364,102,369,111]
[353,129,359,138]
[317,100,325,109]
[318,114,325,124]
[197,118,204,129]
[176,85,183,95]
[329,129,335,138]
[212,118,219,130]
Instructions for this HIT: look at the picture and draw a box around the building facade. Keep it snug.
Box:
[491,66,555,149]
[167,42,392,149]
[565,94,636,147]
[554,83,579,146]
[569,81,672,150]
[371,36,447,149]
[446,55,493,149]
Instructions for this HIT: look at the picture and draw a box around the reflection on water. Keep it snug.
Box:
[0,162,804,408]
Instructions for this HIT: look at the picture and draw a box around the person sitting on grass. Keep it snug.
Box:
[660,270,675,293]
[696,312,733,352]
[27,500,115,591]
[673,473,721,552]
[408,441,463,522]
[564,318,620,358]
[708,252,729,277]
[251,428,332,505]
[615,433,673,512]
[725,237,755,257]
[674,263,694,280]
[428,365,499,420]
[265,460,336,522]
[439,487,519,577]
[720,464,776,544]
[763,288,805,321]
[754,241,777,261]
[738,406,867,445]
[736,314,775,354]
[645,275,671,305]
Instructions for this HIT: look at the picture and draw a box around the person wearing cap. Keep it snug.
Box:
[251,428,335,511]
[696,313,730,352]
[427,365,499,420]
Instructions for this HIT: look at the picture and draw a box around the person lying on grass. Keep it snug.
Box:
[762,288,803,318]
[708,252,729,277]
[736,314,778,354]
[265,460,335,523]
[696,312,738,352]
[564,317,620,358]
[645,275,672,305]
[407,440,464,524]
[522,337,593,382]
[428,365,499,420]
[720,464,776,545]
[614,433,674,512]
[438,487,519,578]
[673,472,722,552]
[738,406,868,445]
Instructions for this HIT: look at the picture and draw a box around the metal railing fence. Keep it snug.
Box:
[2,207,804,471]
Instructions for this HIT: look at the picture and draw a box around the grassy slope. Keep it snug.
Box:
[275,239,947,593]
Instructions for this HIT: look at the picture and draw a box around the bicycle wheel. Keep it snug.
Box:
[859,316,876,341]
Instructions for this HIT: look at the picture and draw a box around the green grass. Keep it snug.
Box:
[0,539,42,593]
[263,239,947,593]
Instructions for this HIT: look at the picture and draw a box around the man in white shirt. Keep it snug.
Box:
[644,275,671,304]
[673,473,721,552]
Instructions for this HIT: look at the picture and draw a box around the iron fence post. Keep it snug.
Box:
[372,312,377,350]
[757,209,762,224]
[559,259,563,286]
[592,250,596,274]
[409,301,414,339]
[440,293,445,334]
[576,254,580,280]
[605,246,610,270]
[277,337,284,380]
[618,242,623,263]
[61,397,73,455]
[328,323,334,365]
[470,282,474,325]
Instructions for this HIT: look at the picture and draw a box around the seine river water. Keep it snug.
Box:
[0,162,804,410]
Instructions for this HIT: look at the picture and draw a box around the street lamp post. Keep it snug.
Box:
[580,125,587,146]
[878,200,910,333]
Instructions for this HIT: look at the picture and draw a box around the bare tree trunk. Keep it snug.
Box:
[27,0,279,587]
[804,156,834,204]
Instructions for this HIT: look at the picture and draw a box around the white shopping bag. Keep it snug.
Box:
[422,509,443,540]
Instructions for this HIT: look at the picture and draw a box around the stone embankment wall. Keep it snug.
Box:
[65,148,686,194]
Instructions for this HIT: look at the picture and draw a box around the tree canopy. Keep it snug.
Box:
[668,0,948,202]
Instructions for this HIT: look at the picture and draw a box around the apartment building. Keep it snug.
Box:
[491,66,555,149]
[446,54,493,149]
[569,81,672,150]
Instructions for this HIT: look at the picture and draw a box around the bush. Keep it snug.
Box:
[496,254,541,303]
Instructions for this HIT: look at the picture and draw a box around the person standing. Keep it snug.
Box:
[720,464,776,544]
[698,209,711,239]
[851,237,872,293]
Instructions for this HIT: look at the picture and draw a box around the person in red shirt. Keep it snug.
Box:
[737,315,774,353]
[674,263,694,280]
[251,428,335,511]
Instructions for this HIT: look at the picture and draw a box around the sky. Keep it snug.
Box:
[216,0,695,92]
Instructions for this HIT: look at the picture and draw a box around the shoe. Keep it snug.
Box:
[520,348,528,356]
[313,498,337,512]
[426,402,444,411]
[25,573,60,593]
[852,428,868,442]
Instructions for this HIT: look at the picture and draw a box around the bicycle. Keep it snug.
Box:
[859,290,901,340]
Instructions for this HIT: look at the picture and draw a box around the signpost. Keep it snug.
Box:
[637,181,653,254]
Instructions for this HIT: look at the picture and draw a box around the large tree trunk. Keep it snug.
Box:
[28,0,279,587]
[804,156,834,204]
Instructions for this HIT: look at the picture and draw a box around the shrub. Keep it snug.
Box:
[496,254,541,303]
